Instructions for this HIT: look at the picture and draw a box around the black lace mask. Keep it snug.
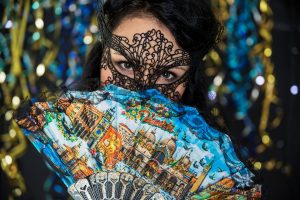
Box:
[100,29,191,102]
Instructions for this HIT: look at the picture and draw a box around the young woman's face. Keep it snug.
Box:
[100,14,191,101]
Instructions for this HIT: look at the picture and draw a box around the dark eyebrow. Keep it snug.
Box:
[110,49,140,64]
[159,65,189,72]
[173,66,189,71]
[112,51,122,55]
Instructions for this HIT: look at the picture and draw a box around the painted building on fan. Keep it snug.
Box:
[57,97,115,148]
[117,123,213,199]
[53,142,94,180]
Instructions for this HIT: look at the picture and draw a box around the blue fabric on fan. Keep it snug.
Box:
[16,84,260,199]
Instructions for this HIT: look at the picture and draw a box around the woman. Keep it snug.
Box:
[69,0,262,198]
[76,0,221,122]
[17,0,262,199]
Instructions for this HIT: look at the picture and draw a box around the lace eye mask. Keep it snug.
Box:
[100,29,191,101]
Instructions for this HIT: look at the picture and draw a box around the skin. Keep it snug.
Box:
[100,13,190,99]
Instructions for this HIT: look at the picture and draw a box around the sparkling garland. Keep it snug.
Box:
[0,0,97,198]
[208,0,284,172]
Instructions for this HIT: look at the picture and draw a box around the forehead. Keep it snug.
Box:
[112,15,181,49]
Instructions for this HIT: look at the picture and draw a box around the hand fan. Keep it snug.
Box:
[15,84,261,199]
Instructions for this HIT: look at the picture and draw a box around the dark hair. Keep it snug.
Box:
[73,0,225,132]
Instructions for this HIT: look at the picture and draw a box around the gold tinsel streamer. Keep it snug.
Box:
[0,1,31,198]
[257,0,283,148]
[0,1,62,198]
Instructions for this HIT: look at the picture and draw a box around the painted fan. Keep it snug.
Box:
[15,84,261,199]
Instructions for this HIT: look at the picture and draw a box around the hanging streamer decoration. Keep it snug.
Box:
[0,0,97,198]
[207,0,283,170]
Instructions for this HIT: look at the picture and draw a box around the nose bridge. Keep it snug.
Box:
[142,44,156,84]
[134,43,157,89]
[142,64,151,84]
[133,63,154,89]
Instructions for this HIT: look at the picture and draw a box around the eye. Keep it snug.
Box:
[161,71,176,80]
[109,48,135,78]
[113,61,135,78]
[118,61,134,70]
[156,71,178,84]
[156,66,189,85]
